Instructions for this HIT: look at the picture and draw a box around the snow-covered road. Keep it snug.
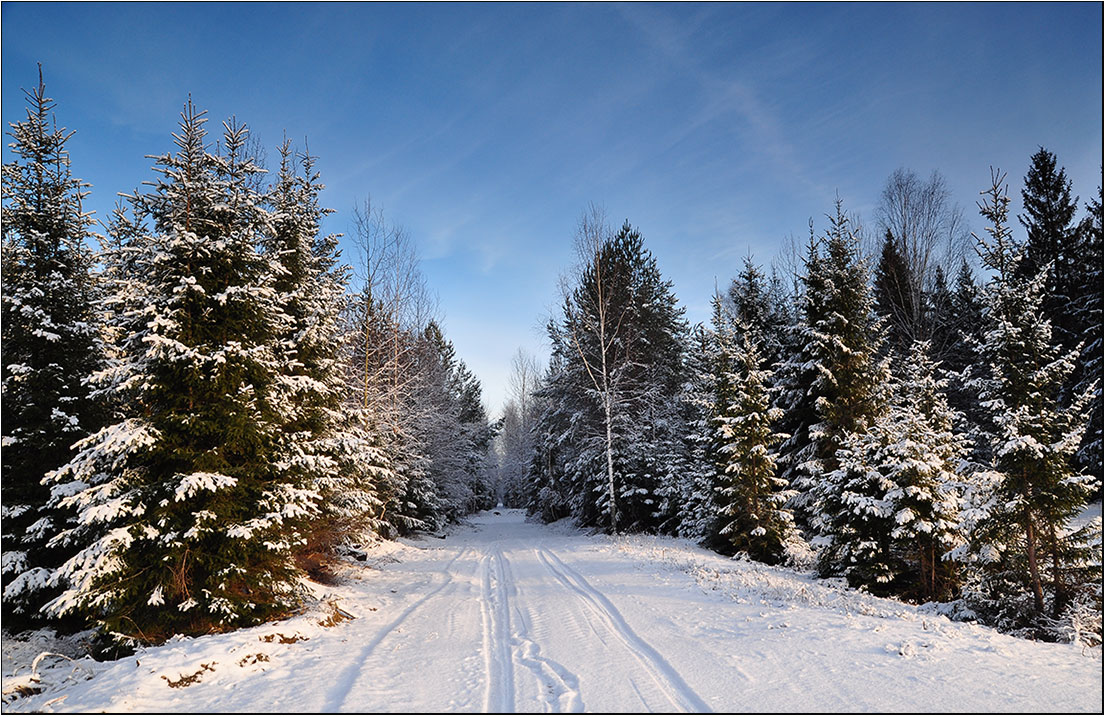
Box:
[4,509,1102,712]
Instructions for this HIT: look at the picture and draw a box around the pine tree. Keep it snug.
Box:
[44,103,316,641]
[961,169,1097,636]
[711,295,794,564]
[1,70,105,621]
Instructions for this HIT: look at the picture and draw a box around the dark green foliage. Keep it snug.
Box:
[873,229,917,357]
[1016,148,1081,346]
[45,103,315,641]
[1073,187,1103,491]
[961,170,1097,638]
[1,71,105,623]
[710,296,794,564]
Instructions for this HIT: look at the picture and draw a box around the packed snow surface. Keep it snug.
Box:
[3,509,1101,712]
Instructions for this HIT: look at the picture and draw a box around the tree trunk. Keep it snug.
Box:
[1047,521,1067,618]
[603,391,618,534]
[1024,510,1046,615]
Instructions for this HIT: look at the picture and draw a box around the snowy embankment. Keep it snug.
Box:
[3,509,1101,713]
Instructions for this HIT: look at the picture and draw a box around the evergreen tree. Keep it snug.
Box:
[941,260,990,460]
[1017,148,1080,349]
[1073,186,1103,491]
[873,229,917,357]
[1,71,105,621]
[816,341,966,599]
[961,170,1097,637]
[264,141,391,566]
[44,103,315,641]
[776,202,888,531]
[672,324,716,540]
[711,296,794,563]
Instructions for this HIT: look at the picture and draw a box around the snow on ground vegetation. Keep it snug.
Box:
[2,510,1101,713]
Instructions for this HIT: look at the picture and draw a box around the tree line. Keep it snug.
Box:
[2,75,495,643]
[497,161,1103,644]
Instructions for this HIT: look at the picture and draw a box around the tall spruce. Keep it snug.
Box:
[1016,148,1080,349]
[264,141,391,565]
[961,169,1097,636]
[44,103,316,640]
[710,295,794,563]
[777,202,888,531]
[1,70,105,620]
[1073,186,1103,490]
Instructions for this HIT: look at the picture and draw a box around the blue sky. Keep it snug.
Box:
[3,2,1102,414]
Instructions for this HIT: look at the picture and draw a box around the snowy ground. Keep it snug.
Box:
[3,509,1102,713]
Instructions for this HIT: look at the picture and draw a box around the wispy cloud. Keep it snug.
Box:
[614,4,829,201]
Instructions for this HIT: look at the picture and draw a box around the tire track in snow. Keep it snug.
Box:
[536,548,711,713]
[503,551,584,713]
[323,547,472,712]
[479,548,515,713]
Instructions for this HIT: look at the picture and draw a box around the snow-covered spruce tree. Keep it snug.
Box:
[818,341,968,599]
[776,202,887,532]
[729,257,791,369]
[883,342,970,601]
[1,71,105,622]
[1016,150,1102,491]
[709,294,794,563]
[934,259,991,467]
[44,103,316,641]
[959,170,1098,638]
[263,141,390,569]
[1072,187,1103,492]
